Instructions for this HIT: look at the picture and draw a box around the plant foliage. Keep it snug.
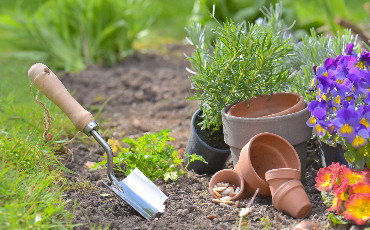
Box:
[0,0,153,72]
[186,16,294,131]
[92,130,207,182]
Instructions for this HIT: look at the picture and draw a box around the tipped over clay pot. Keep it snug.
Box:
[234,132,301,197]
[272,180,312,219]
[209,169,245,200]
[227,92,304,118]
[265,168,301,196]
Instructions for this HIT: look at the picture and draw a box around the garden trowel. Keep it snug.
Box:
[28,63,168,220]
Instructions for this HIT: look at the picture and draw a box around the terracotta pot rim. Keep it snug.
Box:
[246,132,301,171]
[227,92,304,118]
[222,102,309,122]
[265,168,301,182]
[209,169,245,200]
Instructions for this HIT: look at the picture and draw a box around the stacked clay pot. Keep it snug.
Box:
[265,168,312,219]
[209,132,312,219]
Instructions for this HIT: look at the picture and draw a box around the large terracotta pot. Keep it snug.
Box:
[272,180,312,219]
[222,93,312,183]
[209,169,245,200]
[184,109,230,174]
[234,132,301,197]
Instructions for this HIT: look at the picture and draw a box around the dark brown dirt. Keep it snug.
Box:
[57,44,331,230]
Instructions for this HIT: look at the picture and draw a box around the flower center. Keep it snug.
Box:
[314,124,326,136]
[360,118,369,129]
[352,136,367,148]
[355,61,365,70]
[309,116,316,125]
[340,124,353,135]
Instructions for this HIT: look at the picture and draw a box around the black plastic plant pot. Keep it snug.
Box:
[318,140,353,169]
[184,109,231,174]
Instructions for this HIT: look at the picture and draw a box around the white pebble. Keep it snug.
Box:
[220,196,232,201]
[212,186,227,192]
[221,188,231,195]
[239,207,252,217]
[235,187,240,194]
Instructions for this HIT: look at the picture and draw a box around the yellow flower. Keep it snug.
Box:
[107,138,121,153]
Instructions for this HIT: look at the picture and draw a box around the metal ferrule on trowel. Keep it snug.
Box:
[28,63,168,221]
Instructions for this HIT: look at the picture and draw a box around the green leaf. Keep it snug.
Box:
[344,149,356,163]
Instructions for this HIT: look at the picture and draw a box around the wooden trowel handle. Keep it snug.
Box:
[28,63,95,132]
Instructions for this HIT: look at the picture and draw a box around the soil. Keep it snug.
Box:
[194,111,229,150]
[57,44,331,230]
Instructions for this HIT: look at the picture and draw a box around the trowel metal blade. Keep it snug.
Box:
[105,168,168,220]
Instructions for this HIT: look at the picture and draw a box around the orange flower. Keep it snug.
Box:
[340,167,366,185]
[315,162,340,191]
[343,193,370,225]
[350,182,370,194]
[328,178,349,214]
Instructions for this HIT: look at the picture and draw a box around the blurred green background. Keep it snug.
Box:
[0,0,369,72]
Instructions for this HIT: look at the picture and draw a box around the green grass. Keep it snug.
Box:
[0,131,74,229]
[0,56,76,229]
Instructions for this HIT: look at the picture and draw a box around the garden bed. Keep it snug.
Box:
[58,45,329,229]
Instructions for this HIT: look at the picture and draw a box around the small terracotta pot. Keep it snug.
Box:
[234,132,301,197]
[272,180,312,219]
[265,168,301,196]
[227,92,304,118]
[209,169,245,200]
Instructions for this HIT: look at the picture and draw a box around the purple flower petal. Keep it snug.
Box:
[366,92,370,104]
[324,58,334,70]
[308,100,319,113]
[312,108,326,120]
[345,43,354,55]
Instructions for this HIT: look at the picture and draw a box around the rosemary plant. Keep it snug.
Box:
[186,18,294,132]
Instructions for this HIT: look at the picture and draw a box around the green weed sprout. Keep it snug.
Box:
[91,129,207,182]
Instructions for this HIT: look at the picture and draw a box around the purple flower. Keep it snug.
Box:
[307,44,370,152]
[313,123,326,136]
[332,107,359,137]
[358,71,370,94]
[357,50,370,68]
[307,100,327,127]
[324,57,335,70]
[347,128,369,148]
[366,92,370,105]
[358,105,370,130]
[345,43,357,57]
